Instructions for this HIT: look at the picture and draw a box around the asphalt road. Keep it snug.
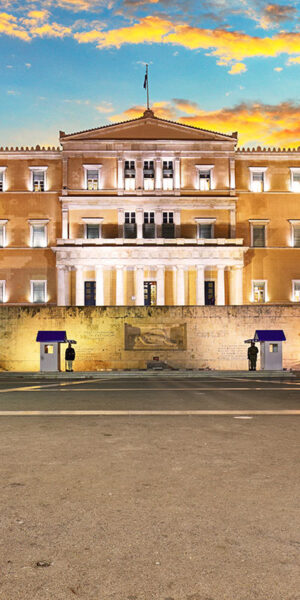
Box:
[0,376,299,600]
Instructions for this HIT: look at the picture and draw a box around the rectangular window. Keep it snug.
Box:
[32,281,46,303]
[0,171,3,192]
[293,280,300,302]
[162,161,173,191]
[86,169,99,190]
[251,171,264,193]
[199,170,211,191]
[252,281,266,303]
[86,224,100,239]
[0,225,4,247]
[293,224,300,247]
[143,211,155,238]
[32,225,46,247]
[270,343,278,353]
[0,281,5,303]
[124,211,137,238]
[32,170,45,192]
[143,161,154,191]
[252,225,266,247]
[124,161,135,191]
[198,223,213,239]
[290,168,300,192]
[162,211,175,238]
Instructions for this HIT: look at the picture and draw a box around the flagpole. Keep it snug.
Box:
[146,64,149,110]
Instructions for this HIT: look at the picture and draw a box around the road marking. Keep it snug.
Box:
[0,379,110,393]
[8,387,300,392]
[0,410,298,416]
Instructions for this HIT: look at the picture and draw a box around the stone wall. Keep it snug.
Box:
[0,305,299,372]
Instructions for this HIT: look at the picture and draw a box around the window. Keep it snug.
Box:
[0,220,7,247]
[249,168,267,192]
[162,211,175,238]
[0,281,6,303]
[31,281,47,303]
[124,161,135,191]
[270,344,278,353]
[198,223,213,238]
[252,280,267,303]
[32,225,46,247]
[292,280,300,302]
[124,211,137,238]
[143,211,155,238]
[0,167,6,192]
[199,171,211,191]
[144,161,154,191]
[29,220,48,248]
[30,168,47,192]
[252,224,266,247]
[86,224,99,239]
[87,169,99,190]
[162,161,173,191]
[290,168,300,192]
[292,223,300,247]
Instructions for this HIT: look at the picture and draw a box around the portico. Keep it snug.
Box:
[53,245,247,307]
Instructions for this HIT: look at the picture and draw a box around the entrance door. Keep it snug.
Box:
[84,281,96,306]
[41,343,59,372]
[205,281,215,305]
[144,281,157,306]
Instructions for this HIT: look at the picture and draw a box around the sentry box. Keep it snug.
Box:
[254,330,286,371]
[36,330,67,372]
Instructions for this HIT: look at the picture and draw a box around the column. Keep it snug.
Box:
[176,266,185,305]
[155,210,163,238]
[230,266,243,305]
[196,265,205,306]
[117,158,124,191]
[174,210,181,238]
[136,209,143,239]
[157,266,165,306]
[135,159,143,190]
[116,265,124,306]
[118,209,125,237]
[217,266,225,306]
[62,207,69,239]
[62,157,68,195]
[230,158,235,190]
[155,158,162,190]
[174,157,180,191]
[230,208,236,238]
[135,266,144,305]
[95,265,104,306]
[64,268,70,306]
[75,266,84,306]
[57,266,66,306]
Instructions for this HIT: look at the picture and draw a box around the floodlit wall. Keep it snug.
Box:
[0,305,299,372]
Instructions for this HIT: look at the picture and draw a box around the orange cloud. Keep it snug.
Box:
[110,99,300,148]
[74,15,300,67]
[0,12,30,40]
[228,62,247,74]
[30,22,72,37]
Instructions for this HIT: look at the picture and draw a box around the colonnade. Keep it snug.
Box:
[57,263,244,307]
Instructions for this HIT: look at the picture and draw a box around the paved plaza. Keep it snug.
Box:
[0,375,299,600]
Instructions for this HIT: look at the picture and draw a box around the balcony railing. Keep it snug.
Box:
[56,237,244,246]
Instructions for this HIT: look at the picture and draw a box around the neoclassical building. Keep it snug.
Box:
[1,108,300,307]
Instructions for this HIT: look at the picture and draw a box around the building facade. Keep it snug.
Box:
[1,108,300,308]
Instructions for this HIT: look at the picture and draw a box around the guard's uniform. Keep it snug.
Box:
[248,345,258,371]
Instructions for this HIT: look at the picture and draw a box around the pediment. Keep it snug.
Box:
[60,113,237,143]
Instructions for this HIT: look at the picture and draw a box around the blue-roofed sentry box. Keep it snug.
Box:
[36,331,67,372]
[254,330,286,370]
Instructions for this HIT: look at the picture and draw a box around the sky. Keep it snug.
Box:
[1,0,300,147]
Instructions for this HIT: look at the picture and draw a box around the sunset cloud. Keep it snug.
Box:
[110,99,300,148]
[228,62,247,75]
[258,3,297,30]
[0,12,30,41]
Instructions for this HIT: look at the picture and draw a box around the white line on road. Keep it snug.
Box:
[0,410,299,416]
[7,387,300,392]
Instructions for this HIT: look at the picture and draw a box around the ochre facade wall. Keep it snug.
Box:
[0,306,299,372]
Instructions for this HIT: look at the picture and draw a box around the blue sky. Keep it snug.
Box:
[1,0,300,147]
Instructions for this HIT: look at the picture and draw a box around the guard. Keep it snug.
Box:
[65,342,76,372]
[248,341,258,371]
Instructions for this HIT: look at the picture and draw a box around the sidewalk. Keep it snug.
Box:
[0,369,296,379]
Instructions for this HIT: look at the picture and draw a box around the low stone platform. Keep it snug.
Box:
[0,369,295,379]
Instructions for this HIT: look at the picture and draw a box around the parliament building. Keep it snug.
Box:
[1,108,300,308]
